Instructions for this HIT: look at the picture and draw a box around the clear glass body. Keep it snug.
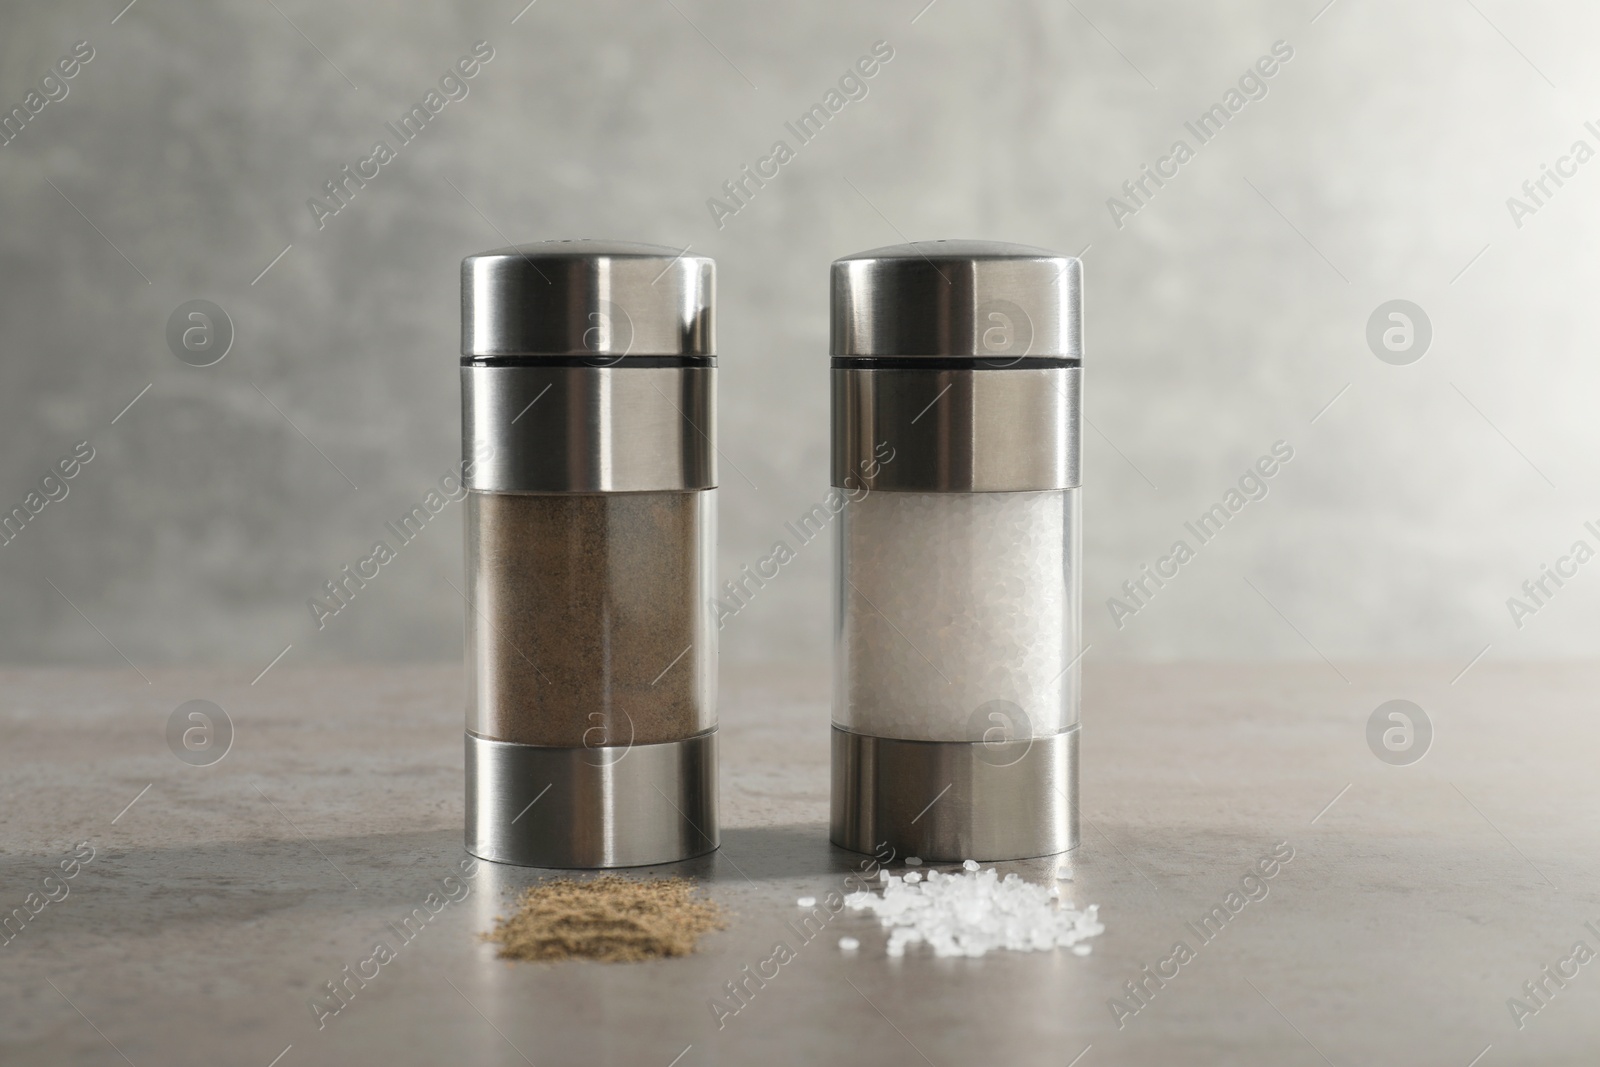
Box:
[466,489,715,747]
[834,489,1080,742]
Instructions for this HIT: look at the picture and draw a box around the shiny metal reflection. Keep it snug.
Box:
[832,366,1079,492]
[462,365,715,492]
[466,730,719,868]
[462,240,714,358]
[830,725,1078,862]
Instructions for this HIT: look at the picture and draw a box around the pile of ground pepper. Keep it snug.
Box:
[485,876,725,963]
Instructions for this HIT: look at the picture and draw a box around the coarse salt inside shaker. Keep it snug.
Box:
[461,240,718,868]
[829,240,1082,862]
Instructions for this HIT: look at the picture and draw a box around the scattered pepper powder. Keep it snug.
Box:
[486,876,725,963]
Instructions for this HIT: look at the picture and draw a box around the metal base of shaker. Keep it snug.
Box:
[465,729,718,868]
[830,724,1078,862]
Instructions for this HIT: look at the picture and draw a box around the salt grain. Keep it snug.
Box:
[796,896,816,908]
[962,859,980,872]
[843,865,1104,960]
[1072,943,1091,956]
[904,871,921,884]
[839,936,860,951]
[904,857,922,866]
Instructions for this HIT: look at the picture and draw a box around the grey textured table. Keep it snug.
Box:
[2,663,1597,1066]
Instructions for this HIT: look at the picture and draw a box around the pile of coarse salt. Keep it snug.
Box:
[843,861,1103,959]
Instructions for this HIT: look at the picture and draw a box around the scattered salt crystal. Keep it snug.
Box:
[839,936,860,951]
[1072,943,1092,956]
[843,862,1105,959]
[904,857,922,866]
[962,859,980,872]
[1056,867,1073,881]
[879,869,891,882]
[796,896,816,908]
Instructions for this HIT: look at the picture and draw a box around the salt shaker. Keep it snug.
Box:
[830,241,1082,862]
[461,240,718,868]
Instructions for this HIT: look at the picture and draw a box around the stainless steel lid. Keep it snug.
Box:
[462,240,714,358]
[831,240,1081,360]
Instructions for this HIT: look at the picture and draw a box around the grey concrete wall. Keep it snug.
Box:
[1,0,1595,673]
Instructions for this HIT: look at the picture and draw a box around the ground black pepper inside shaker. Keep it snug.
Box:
[461,240,718,869]
[467,492,708,748]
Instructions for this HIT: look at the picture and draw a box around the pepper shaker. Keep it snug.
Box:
[461,240,718,868]
[830,241,1082,862]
